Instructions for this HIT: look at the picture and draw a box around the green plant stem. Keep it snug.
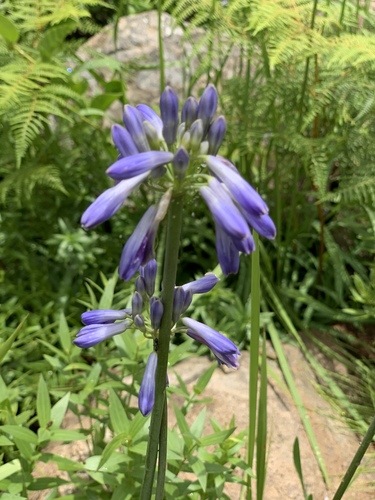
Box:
[157,0,165,92]
[140,193,185,500]
[332,414,375,500]
[155,396,168,500]
[247,231,260,500]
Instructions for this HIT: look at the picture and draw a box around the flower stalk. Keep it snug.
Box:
[140,192,185,499]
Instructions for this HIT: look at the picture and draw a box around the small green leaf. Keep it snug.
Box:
[199,428,235,447]
[0,459,21,481]
[0,425,38,444]
[50,392,70,429]
[129,411,148,440]
[0,317,27,364]
[98,271,118,309]
[57,312,72,354]
[38,20,76,59]
[49,429,86,442]
[98,432,129,470]
[194,363,216,395]
[109,389,129,435]
[0,14,19,43]
[37,375,51,428]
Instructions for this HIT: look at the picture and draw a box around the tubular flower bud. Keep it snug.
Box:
[138,352,158,417]
[160,86,179,145]
[81,172,149,230]
[182,318,240,369]
[132,291,143,318]
[182,273,219,295]
[112,124,139,157]
[150,297,164,330]
[172,287,192,324]
[189,119,204,152]
[181,96,199,129]
[123,105,150,152]
[141,259,157,296]
[173,146,190,180]
[106,151,174,180]
[74,320,131,348]
[81,309,131,325]
[197,84,218,132]
[134,314,146,331]
[207,116,226,156]
[136,104,164,141]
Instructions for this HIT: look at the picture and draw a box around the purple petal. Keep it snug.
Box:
[206,155,269,216]
[106,151,174,180]
[182,273,219,294]
[198,84,218,131]
[136,104,163,140]
[111,124,139,157]
[119,205,158,281]
[182,318,240,369]
[81,309,131,325]
[141,259,157,296]
[150,297,164,330]
[160,87,179,145]
[139,352,158,416]
[173,146,190,180]
[215,223,240,276]
[74,321,131,348]
[243,212,277,240]
[131,291,143,318]
[181,96,199,129]
[81,173,149,229]
[172,287,192,323]
[123,105,150,152]
[207,116,226,155]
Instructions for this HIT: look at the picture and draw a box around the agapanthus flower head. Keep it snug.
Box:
[139,351,158,416]
[182,318,240,369]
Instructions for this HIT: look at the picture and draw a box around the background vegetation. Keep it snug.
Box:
[0,0,374,497]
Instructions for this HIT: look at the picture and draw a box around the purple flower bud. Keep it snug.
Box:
[106,151,174,180]
[200,178,252,242]
[123,105,150,152]
[243,212,277,240]
[119,205,159,281]
[198,84,218,131]
[172,287,192,323]
[215,223,240,275]
[135,275,147,296]
[207,116,226,155]
[74,320,131,348]
[182,318,240,369]
[173,146,190,180]
[81,309,131,325]
[136,104,164,141]
[205,155,269,216]
[182,273,219,294]
[139,352,158,416]
[141,259,157,296]
[134,314,146,331]
[189,119,204,151]
[132,291,143,318]
[181,96,199,129]
[150,297,164,330]
[111,124,139,157]
[160,87,179,145]
[81,172,149,230]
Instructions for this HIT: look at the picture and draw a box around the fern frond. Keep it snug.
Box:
[0,164,67,204]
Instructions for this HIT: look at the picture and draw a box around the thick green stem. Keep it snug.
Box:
[155,396,168,500]
[246,231,260,500]
[157,0,165,92]
[140,193,185,500]
[332,414,375,500]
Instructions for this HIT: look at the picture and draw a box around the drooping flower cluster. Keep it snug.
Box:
[76,84,276,416]
[74,266,239,415]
